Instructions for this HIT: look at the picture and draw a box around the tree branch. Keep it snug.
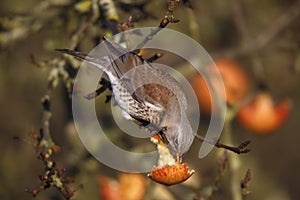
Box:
[213,0,300,58]
[195,134,251,154]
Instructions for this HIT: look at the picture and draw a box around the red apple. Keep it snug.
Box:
[148,162,194,186]
[98,173,147,200]
[237,92,291,134]
[191,59,251,114]
[148,135,194,186]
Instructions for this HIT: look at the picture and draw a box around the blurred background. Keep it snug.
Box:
[0,0,300,199]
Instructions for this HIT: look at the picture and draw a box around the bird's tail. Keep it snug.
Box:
[56,48,110,73]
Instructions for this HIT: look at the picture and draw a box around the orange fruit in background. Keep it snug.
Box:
[237,92,291,134]
[98,176,121,200]
[98,173,147,200]
[190,59,251,114]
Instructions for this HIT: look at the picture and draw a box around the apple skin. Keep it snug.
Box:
[148,135,194,186]
[191,59,251,114]
[237,92,291,134]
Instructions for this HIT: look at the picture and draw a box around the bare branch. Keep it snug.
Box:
[195,134,251,154]
[134,0,182,50]
[241,169,252,199]
[208,151,229,200]
[213,0,300,58]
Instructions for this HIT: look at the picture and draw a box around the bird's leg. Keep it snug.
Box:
[84,78,112,102]
[104,94,112,103]
[159,127,183,163]
[176,153,182,163]
[145,53,164,63]
[158,127,169,145]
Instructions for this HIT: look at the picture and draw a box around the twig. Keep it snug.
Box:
[67,14,95,50]
[208,151,228,200]
[134,0,182,50]
[231,0,250,46]
[255,0,300,49]
[213,0,300,58]
[40,95,54,144]
[194,134,251,155]
[241,169,252,199]
[25,98,77,199]
[215,140,251,154]
[26,7,97,199]
[0,1,64,47]
[231,0,269,88]
[223,114,243,200]
[165,0,182,23]
[99,0,120,35]
[133,18,169,51]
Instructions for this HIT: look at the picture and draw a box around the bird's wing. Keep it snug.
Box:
[103,38,187,110]
[103,37,150,104]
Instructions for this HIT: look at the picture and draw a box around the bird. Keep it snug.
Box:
[56,37,195,160]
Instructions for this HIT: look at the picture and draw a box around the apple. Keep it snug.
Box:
[148,135,194,186]
[237,92,291,134]
[191,59,251,114]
